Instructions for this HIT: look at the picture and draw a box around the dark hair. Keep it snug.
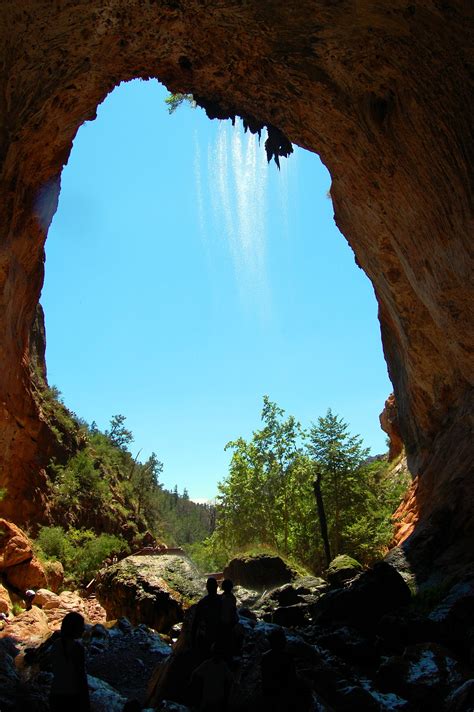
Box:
[206,577,218,594]
[221,578,233,593]
[61,611,85,640]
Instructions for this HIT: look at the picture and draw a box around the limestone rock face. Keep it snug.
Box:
[4,557,48,592]
[0,2,473,571]
[1,606,51,645]
[0,583,12,614]
[379,394,403,462]
[95,554,203,632]
[0,519,34,570]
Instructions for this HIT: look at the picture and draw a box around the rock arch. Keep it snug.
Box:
[0,2,472,570]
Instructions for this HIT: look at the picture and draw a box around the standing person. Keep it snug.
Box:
[261,628,296,712]
[190,641,234,712]
[220,579,237,628]
[24,589,36,610]
[220,579,238,658]
[192,577,222,656]
[50,611,90,712]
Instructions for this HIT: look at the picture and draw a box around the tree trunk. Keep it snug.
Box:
[313,469,331,568]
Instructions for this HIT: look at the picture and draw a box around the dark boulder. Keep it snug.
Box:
[428,578,474,658]
[377,610,438,654]
[272,603,309,628]
[326,555,363,587]
[446,679,474,712]
[223,554,296,590]
[311,561,411,633]
[376,642,464,711]
[315,625,379,667]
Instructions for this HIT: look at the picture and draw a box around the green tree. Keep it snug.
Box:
[215,396,305,558]
[165,93,195,114]
[306,409,370,557]
[105,414,133,450]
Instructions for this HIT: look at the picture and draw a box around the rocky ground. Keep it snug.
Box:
[1,524,474,711]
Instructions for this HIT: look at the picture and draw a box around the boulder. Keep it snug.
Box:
[33,589,60,609]
[0,582,12,613]
[88,675,127,712]
[272,583,302,607]
[446,680,474,712]
[312,561,411,633]
[1,606,50,645]
[377,642,464,711]
[428,578,474,657]
[377,610,437,655]
[223,554,296,590]
[44,559,64,593]
[4,556,48,591]
[332,683,380,711]
[0,519,33,569]
[43,590,88,630]
[315,625,379,666]
[95,554,203,632]
[272,603,309,628]
[293,575,328,595]
[326,555,363,587]
[0,639,21,711]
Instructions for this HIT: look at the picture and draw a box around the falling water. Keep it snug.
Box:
[196,119,273,319]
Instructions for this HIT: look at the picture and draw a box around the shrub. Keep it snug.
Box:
[73,533,128,583]
[36,525,74,563]
[34,526,128,585]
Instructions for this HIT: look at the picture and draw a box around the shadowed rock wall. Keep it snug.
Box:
[0,2,472,564]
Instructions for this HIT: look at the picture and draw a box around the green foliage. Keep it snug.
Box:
[41,402,215,566]
[30,363,85,445]
[36,525,75,562]
[165,93,195,114]
[35,525,128,584]
[51,451,110,510]
[105,414,134,450]
[210,398,410,573]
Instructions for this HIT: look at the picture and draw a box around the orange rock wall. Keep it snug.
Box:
[0,2,473,552]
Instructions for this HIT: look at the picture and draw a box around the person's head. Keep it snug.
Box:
[206,577,218,595]
[221,578,233,593]
[61,611,85,640]
[268,627,286,651]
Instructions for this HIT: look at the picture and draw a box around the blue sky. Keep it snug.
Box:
[41,79,392,500]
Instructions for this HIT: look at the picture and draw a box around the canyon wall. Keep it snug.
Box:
[0,1,472,564]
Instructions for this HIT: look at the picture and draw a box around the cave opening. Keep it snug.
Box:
[40,78,392,506]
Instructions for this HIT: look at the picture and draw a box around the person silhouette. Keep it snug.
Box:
[192,577,223,656]
[220,579,238,628]
[261,628,296,712]
[220,578,239,659]
[49,611,90,712]
[190,640,233,712]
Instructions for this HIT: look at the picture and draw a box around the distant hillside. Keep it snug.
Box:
[29,363,215,552]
